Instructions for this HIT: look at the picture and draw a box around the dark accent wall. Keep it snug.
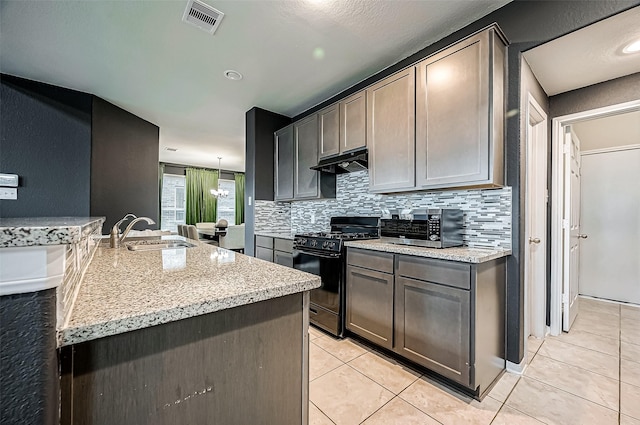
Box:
[550,72,640,117]
[91,97,159,231]
[0,290,58,425]
[244,107,291,256]
[289,0,640,364]
[0,74,92,217]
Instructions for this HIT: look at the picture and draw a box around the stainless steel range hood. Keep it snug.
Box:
[310,148,368,174]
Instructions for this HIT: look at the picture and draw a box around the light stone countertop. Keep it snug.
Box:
[0,217,105,247]
[254,231,296,240]
[58,236,320,347]
[344,240,511,263]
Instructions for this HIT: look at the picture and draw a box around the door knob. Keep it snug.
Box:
[578,234,588,239]
[529,237,541,244]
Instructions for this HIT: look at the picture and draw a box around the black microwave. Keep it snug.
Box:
[380,209,463,248]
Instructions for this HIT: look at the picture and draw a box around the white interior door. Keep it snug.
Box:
[563,127,581,332]
[525,96,547,339]
[579,147,640,304]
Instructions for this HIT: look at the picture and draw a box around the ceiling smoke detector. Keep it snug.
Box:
[182,0,224,35]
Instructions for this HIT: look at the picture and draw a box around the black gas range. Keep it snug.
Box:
[293,216,380,337]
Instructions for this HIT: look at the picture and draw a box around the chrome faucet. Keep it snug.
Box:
[109,214,156,248]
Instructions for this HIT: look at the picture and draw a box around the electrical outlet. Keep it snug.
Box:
[0,187,17,200]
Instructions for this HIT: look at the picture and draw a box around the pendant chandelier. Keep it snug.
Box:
[210,157,229,198]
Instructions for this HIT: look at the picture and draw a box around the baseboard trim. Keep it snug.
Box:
[506,358,527,375]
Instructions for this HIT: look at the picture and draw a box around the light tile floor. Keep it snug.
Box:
[308,297,640,425]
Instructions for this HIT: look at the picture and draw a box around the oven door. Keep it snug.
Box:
[292,249,342,314]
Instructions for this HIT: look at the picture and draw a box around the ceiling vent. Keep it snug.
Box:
[182,0,224,35]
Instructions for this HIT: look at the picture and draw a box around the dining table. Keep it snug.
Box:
[197,227,227,242]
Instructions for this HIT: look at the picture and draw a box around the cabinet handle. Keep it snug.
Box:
[310,308,318,315]
[529,237,541,244]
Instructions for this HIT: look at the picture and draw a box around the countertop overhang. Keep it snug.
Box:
[344,240,511,263]
[0,217,105,248]
[58,237,320,347]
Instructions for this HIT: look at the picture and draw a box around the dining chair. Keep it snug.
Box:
[185,225,199,241]
[218,224,245,252]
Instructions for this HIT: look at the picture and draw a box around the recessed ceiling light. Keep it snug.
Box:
[622,39,640,54]
[224,70,243,81]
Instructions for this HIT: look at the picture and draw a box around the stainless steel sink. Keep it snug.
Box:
[125,239,196,251]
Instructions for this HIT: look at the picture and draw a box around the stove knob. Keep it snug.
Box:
[322,241,329,248]
[330,242,336,249]
[311,240,317,247]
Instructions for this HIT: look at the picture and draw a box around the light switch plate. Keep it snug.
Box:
[0,174,19,187]
[0,188,17,200]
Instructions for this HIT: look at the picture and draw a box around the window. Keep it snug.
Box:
[216,179,236,225]
[161,174,186,232]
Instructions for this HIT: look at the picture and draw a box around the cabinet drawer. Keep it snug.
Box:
[274,250,293,268]
[396,255,470,290]
[255,235,274,249]
[255,246,273,262]
[347,248,394,274]
[274,238,293,253]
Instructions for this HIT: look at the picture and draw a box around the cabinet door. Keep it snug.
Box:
[367,68,415,192]
[294,115,319,199]
[274,125,294,201]
[255,246,273,262]
[340,91,366,153]
[346,265,394,349]
[318,104,340,159]
[415,31,490,188]
[394,276,471,387]
[274,250,293,268]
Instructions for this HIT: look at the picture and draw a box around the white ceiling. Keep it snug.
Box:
[572,110,640,152]
[523,6,640,96]
[0,0,511,172]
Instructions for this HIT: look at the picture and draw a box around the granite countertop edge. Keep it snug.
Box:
[57,277,319,347]
[254,231,296,240]
[344,240,511,263]
[0,217,106,248]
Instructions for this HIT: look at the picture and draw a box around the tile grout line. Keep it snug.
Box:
[310,400,338,425]
[520,372,620,412]
[394,393,447,425]
[619,304,622,425]
[488,375,523,425]
[532,348,619,381]
[546,335,620,358]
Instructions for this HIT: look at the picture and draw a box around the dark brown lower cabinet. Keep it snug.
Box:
[345,247,506,397]
[394,276,471,386]
[346,266,394,349]
[60,293,308,425]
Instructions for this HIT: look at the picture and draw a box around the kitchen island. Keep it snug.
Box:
[58,236,320,425]
[1,218,319,425]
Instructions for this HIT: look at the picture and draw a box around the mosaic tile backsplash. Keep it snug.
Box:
[254,200,291,234]
[255,171,511,249]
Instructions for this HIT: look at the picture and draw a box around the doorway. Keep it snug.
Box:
[550,99,640,335]
[524,94,548,343]
[575,113,640,305]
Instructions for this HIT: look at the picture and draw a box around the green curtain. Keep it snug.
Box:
[158,163,165,228]
[185,167,218,224]
[234,172,245,224]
